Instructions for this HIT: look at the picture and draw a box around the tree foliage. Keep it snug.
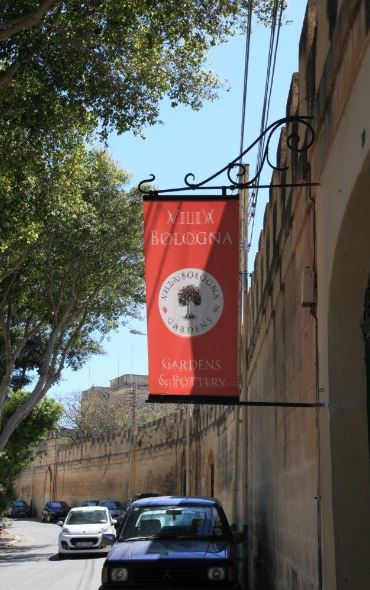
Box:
[0,0,287,447]
[0,147,144,450]
[0,390,62,514]
[0,1,284,138]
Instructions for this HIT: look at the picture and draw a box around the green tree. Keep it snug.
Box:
[0,390,63,514]
[0,1,283,138]
[0,147,144,450]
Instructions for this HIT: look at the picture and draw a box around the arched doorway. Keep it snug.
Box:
[326,158,370,588]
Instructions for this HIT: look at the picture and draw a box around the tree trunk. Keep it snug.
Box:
[186,302,193,319]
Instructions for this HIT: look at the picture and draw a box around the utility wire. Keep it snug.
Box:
[239,3,253,158]
[248,0,284,250]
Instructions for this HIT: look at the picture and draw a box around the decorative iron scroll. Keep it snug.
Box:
[138,115,318,196]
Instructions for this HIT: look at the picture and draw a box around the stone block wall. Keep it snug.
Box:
[16,406,239,524]
[246,1,370,589]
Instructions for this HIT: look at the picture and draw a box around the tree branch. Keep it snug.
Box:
[0,0,59,43]
[0,61,20,88]
[0,373,54,449]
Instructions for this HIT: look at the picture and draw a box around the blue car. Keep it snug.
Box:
[101,496,239,589]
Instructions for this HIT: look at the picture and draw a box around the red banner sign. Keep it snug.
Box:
[143,196,240,402]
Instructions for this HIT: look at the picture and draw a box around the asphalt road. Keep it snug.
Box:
[0,518,105,590]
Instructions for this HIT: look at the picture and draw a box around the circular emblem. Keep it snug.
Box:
[158,268,224,338]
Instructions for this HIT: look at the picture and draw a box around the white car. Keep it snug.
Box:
[58,506,116,558]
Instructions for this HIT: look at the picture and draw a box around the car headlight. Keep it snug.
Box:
[111,568,129,582]
[207,567,226,581]
[62,527,70,534]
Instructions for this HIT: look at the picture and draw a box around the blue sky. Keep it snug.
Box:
[49,1,307,397]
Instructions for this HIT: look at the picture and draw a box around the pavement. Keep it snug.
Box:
[0,519,22,547]
[0,518,105,590]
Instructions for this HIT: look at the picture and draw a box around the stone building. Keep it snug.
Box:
[246,1,370,589]
[80,373,149,414]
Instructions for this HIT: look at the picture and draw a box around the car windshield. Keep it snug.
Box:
[119,505,227,541]
[50,502,65,508]
[13,501,27,507]
[100,501,122,510]
[65,510,108,525]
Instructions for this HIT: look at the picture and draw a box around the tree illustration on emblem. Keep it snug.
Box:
[178,284,202,319]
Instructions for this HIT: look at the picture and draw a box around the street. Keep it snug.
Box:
[0,519,104,590]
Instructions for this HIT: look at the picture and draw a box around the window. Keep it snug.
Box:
[119,505,226,541]
[66,510,108,525]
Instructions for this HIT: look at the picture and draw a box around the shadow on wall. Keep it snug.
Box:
[254,509,275,590]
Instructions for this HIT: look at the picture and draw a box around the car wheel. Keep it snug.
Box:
[41,515,45,522]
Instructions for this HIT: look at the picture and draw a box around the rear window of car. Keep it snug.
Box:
[50,501,65,508]
[100,501,123,510]
[13,501,27,507]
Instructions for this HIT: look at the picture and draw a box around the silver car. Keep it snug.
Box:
[58,506,116,558]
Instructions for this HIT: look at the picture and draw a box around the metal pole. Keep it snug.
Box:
[232,165,247,526]
[240,169,249,588]
[231,404,240,525]
[185,406,191,495]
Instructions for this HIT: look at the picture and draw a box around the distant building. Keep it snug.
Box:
[81,374,148,414]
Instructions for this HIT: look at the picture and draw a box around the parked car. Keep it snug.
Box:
[101,496,240,589]
[99,500,125,526]
[8,500,31,518]
[57,506,116,558]
[80,499,100,507]
[130,492,161,503]
[41,500,70,522]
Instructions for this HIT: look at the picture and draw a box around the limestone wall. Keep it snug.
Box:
[16,406,238,524]
[247,2,370,589]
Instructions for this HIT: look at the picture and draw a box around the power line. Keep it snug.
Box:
[239,3,253,158]
[248,0,284,251]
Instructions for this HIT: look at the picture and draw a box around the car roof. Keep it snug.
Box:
[70,506,108,512]
[130,496,220,507]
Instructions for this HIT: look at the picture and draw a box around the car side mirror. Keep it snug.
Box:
[112,519,117,525]
[57,521,64,527]
[232,531,243,544]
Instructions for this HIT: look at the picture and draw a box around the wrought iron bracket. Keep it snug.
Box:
[139,115,320,197]
[147,395,324,408]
